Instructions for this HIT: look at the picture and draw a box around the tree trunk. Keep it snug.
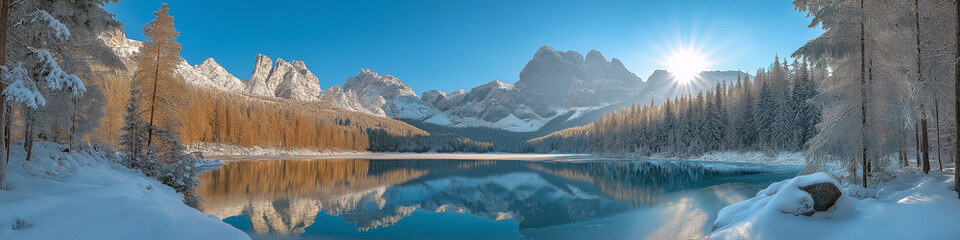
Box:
[146,42,162,147]
[24,110,35,162]
[69,97,78,148]
[922,118,931,173]
[916,124,922,167]
[860,0,868,188]
[3,105,10,167]
[954,0,960,197]
[935,98,943,171]
[0,0,9,190]
[915,0,931,174]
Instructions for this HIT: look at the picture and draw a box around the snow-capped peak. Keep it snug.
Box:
[188,58,246,93]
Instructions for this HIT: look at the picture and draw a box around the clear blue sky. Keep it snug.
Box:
[104,0,821,94]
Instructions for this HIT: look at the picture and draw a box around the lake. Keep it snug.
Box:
[195,156,800,239]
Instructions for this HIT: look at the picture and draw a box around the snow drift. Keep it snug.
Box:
[0,142,249,240]
[710,170,960,240]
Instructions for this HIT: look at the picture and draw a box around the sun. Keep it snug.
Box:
[665,48,709,84]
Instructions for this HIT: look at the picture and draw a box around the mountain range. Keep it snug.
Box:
[103,30,746,134]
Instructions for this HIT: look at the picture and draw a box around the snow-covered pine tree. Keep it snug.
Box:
[701,87,725,152]
[736,74,756,150]
[153,121,199,196]
[118,88,158,176]
[754,82,775,150]
[792,60,819,149]
[1,8,86,163]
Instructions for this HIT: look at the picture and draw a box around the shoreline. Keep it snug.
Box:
[208,152,595,163]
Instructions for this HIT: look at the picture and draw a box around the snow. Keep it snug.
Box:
[619,151,806,166]
[34,48,85,95]
[443,114,556,132]
[31,10,70,41]
[424,113,453,125]
[2,63,45,109]
[186,143,367,161]
[182,58,246,93]
[709,169,960,240]
[695,152,806,166]
[0,142,249,240]
[565,105,607,121]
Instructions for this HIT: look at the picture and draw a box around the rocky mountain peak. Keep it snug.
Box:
[584,49,606,65]
[246,54,322,101]
[321,69,439,120]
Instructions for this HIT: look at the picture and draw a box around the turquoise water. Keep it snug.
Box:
[196,158,799,239]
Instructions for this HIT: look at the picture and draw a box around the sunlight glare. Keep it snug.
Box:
[666,48,708,84]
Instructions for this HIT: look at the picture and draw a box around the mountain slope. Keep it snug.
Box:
[320,69,441,120]
[416,46,645,132]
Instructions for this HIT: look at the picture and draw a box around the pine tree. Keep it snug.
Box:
[754,82,775,150]
[736,75,756,149]
[153,122,199,196]
[118,88,157,176]
[793,60,819,149]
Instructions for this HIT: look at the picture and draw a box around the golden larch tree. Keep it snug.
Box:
[134,3,183,146]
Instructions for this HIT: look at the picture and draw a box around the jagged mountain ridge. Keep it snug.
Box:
[639,70,749,104]
[104,29,743,134]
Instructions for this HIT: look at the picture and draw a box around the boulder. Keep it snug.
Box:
[799,182,842,215]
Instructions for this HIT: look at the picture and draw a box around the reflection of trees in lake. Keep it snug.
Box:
[195,159,757,235]
[531,161,754,206]
[196,159,428,235]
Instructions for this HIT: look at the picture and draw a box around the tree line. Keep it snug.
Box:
[528,57,823,158]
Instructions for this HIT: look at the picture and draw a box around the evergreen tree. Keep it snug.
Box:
[153,122,199,196]
[793,60,819,148]
[118,88,158,176]
[736,75,756,149]
[754,82,775,150]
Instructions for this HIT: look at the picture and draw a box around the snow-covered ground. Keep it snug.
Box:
[186,143,367,160]
[694,152,805,166]
[610,151,806,166]
[710,168,960,240]
[0,142,249,240]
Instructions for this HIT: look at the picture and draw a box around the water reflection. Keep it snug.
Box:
[196,159,796,239]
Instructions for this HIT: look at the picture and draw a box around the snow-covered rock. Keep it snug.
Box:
[246,54,274,96]
[175,58,247,94]
[710,170,960,240]
[320,69,440,120]
[247,54,323,101]
[192,58,246,93]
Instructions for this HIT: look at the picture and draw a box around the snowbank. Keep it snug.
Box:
[695,152,805,166]
[610,151,805,165]
[709,169,960,240]
[186,142,366,158]
[0,142,249,240]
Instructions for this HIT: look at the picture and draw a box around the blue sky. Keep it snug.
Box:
[104,0,821,94]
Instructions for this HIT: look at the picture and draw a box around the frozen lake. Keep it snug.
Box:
[195,155,799,239]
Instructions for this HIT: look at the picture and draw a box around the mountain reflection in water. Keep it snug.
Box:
[195,159,798,239]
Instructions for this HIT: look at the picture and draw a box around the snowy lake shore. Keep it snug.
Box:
[195,145,805,167]
[709,167,960,240]
[0,142,250,240]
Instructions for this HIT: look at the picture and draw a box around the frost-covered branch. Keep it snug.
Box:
[30,10,69,41]
[1,63,45,109]
[32,48,85,96]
